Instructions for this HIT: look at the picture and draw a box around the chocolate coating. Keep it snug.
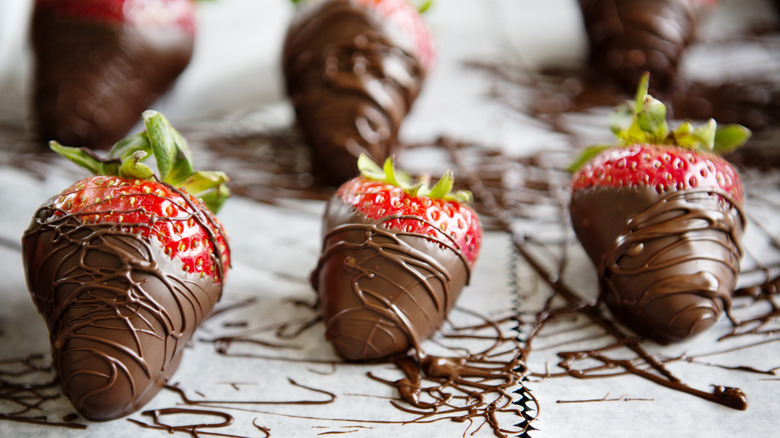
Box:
[570,187,743,343]
[31,9,194,149]
[311,196,471,361]
[577,0,705,92]
[282,0,425,186]
[21,204,224,421]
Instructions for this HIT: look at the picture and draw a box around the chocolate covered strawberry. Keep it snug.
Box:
[22,110,230,421]
[311,154,481,361]
[31,0,197,149]
[283,0,435,186]
[569,73,751,343]
[577,0,716,93]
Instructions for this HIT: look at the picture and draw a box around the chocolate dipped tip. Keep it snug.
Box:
[576,0,708,93]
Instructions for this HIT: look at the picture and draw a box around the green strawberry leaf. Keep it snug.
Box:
[416,0,434,13]
[357,153,387,181]
[357,153,473,203]
[567,144,612,173]
[142,110,195,186]
[714,124,752,154]
[571,72,752,171]
[426,170,454,199]
[118,151,154,181]
[49,141,121,176]
[107,131,152,161]
[181,171,231,213]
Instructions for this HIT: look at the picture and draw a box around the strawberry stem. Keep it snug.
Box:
[50,110,230,213]
[357,153,472,203]
[570,72,752,172]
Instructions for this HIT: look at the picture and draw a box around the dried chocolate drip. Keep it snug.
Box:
[282,0,424,185]
[21,206,225,421]
[128,408,235,437]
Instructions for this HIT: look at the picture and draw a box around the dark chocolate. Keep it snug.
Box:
[311,194,471,361]
[31,8,194,149]
[570,186,743,343]
[282,0,425,186]
[21,202,225,421]
[577,0,707,93]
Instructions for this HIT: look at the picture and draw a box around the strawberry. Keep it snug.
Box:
[21,110,230,421]
[283,0,435,186]
[569,73,751,343]
[311,154,481,361]
[577,0,717,93]
[31,0,197,149]
[352,0,436,72]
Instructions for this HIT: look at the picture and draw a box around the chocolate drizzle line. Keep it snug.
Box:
[21,192,227,421]
[0,354,86,429]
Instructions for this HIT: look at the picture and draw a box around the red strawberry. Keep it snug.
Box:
[569,73,751,343]
[352,0,436,71]
[31,0,197,149]
[311,154,481,361]
[22,110,230,421]
[283,0,435,186]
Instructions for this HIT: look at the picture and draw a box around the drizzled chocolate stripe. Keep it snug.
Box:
[21,207,225,421]
[282,0,424,186]
[311,199,471,361]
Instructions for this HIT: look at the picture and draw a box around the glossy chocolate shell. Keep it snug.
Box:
[22,205,224,421]
[570,186,743,343]
[311,196,471,361]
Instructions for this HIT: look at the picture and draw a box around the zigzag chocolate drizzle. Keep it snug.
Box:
[21,198,226,421]
[597,188,744,343]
